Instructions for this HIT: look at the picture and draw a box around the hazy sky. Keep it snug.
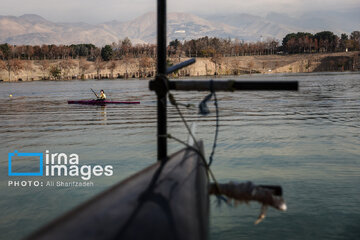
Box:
[1,0,359,23]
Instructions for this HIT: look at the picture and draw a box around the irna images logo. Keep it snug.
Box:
[8,150,113,180]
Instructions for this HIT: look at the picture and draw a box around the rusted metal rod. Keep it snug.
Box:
[166,58,196,74]
[167,80,298,91]
[150,80,298,92]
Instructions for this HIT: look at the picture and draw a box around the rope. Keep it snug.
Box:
[208,90,219,166]
[168,93,201,151]
[196,80,219,166]
[167,134,221,195]
[167,80,222,195]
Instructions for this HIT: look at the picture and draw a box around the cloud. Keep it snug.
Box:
[0,0,359,23]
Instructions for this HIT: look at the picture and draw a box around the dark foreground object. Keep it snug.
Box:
[68,100,140,105]
[26,143,209,240]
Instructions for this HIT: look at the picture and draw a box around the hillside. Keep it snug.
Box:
[0,10,358,46]
[0,14,119,46]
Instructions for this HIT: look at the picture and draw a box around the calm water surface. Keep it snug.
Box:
[0,72,359,239]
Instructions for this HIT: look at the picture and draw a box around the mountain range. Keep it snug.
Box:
[0,9,358,46]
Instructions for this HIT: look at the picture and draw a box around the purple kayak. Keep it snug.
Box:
[68,100,140,105]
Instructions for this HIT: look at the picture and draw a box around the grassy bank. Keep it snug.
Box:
[0,51,359,82]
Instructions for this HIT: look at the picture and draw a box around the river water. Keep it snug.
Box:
[0,72,359,240]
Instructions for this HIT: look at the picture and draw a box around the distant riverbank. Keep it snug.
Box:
[0,51,359,82]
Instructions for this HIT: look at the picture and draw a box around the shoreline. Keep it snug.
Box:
[2,71,359,85]
[0,51,359,82]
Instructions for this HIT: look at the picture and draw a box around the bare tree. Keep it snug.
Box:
[90,48,101,61]
[248,61,254,74]
[0,60,6,77]
[350,31,360,50]
[123,56,135,78]
[230,58,240,75]
[107,61,118,79]
[94,57,106,79]
[138,57,151,77]
[41,45,49,59]
[5,59,24,81]
[38,60,50,79]
[120,37,132,57]
[306,59,312,72]
[205,63,209,76]
[26,45,35,60]
[59,59,77,79]
[211,53,222,75]
[23,60,33,81]
[79,58,90,79]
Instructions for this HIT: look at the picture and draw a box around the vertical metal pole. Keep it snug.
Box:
[157,0,167,161]
[157,0,167,75]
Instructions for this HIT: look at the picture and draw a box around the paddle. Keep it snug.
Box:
[90,88,99,99]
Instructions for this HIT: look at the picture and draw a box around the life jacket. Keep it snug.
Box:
[99,92,106,99]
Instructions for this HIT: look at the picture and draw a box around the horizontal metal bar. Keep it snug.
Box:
[166,58,196,74]
[165,80,298,91]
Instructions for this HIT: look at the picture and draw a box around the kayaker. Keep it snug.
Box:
[98,90,106,100]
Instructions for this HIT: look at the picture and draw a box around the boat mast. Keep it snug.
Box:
[151,0,298,162]
[155,0,168,162]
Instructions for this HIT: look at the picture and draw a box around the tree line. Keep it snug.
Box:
[0,31,359,63]
[282,31,360,54]
[0,38,157,61]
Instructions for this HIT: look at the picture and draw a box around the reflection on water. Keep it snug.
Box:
[0,73,359,240]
